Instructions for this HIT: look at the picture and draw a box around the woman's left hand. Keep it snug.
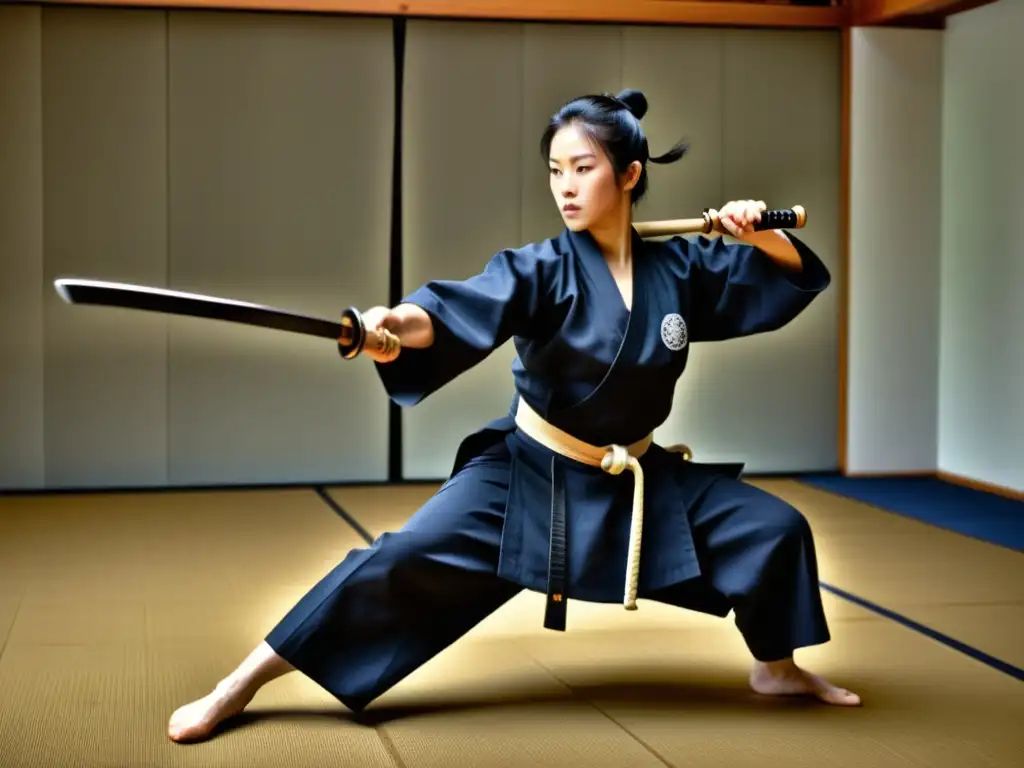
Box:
[717,200,767,238]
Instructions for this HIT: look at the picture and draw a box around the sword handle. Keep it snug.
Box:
[337,307,401,361]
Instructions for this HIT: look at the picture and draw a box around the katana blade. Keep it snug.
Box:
[53,278,371,358]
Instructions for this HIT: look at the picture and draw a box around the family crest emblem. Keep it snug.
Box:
[660,313,688,351]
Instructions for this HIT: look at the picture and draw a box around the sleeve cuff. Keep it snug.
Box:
[776,233,831,293]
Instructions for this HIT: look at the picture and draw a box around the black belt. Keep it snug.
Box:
[544,457,568,631]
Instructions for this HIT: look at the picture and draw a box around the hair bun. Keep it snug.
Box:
[615,89,648,120]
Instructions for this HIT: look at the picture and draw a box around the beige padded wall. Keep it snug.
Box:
[0,5,45,489]
[0,5,393,490]
[659,28,842,471]
[41,7,171,488]
[400,21,524,478]
[848,28,942,474]
[401,21,842,478]
[166,11,394,484]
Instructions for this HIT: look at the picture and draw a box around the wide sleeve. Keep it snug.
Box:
[674,232,831,343]
[375,246,545,406]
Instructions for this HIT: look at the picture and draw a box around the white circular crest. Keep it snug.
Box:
[660,313,688,351]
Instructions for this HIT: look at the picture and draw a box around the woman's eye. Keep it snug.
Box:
[576,166,591,173]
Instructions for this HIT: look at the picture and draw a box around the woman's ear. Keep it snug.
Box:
[621,160,642,193]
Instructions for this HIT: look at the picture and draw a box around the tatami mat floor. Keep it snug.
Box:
[0,479,1020,767]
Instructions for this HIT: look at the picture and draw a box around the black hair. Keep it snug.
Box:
[540,88,688,204]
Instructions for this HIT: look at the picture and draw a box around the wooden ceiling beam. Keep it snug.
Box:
[30,0,849,28]
[26,1,1000,32]
[853,0,997,25]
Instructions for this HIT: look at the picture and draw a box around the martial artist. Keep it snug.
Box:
[169,88,860,744]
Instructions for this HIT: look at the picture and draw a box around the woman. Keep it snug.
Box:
[169,89,860,744]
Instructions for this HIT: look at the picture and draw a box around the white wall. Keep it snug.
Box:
[938,0,1024,493]
[845,0,1023,493]
[846,27,943,474]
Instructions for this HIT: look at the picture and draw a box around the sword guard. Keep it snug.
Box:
[337,307,367,359]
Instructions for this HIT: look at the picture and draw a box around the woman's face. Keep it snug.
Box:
[548,123,636,232]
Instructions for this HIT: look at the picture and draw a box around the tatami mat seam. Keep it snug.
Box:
[0,587,25,664]
[315,486,375,544]
[817,582,1024,682]
[375,724,411,768]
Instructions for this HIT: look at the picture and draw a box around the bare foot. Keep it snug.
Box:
[167,680,255,743]
[749,658,861,706]
[168,641,295,743]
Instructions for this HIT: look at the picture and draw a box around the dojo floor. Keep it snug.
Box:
[0,479,1021,767]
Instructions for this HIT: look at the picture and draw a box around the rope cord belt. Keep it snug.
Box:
[514,399,652,629]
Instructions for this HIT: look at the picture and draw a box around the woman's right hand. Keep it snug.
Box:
[359,306,403,364]
[359,303,435,364]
